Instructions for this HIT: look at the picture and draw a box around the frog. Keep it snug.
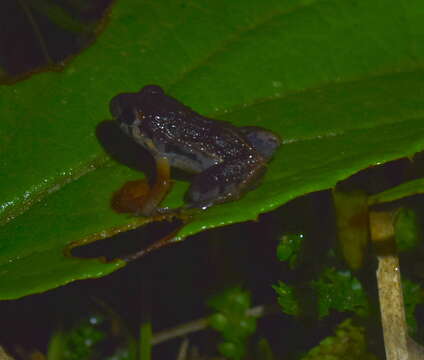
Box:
[109,85,281,216]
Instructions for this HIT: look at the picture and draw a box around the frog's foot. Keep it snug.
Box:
[111,179,151,214]
[111,157,172,216]
[111,180,171,217]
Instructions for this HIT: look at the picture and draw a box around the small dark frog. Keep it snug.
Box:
[110,85,280,215]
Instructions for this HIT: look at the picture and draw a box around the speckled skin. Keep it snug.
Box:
[110,85,280,209]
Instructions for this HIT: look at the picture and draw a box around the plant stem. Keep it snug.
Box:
[140,319,152,360]
[139,271,152,360]
[152,303,279,346]
[370,210,408,360]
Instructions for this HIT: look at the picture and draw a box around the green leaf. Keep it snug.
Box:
[276,232,304,268]
[403,279,424,333]
[1,0,424,298]
[61,317,106,360]
[274,268,369,319]
[369,177,424,205]
[311,268,369,318]
[273,281,300,316]
[207,287,251,317]
[395,208,422,252]
[255,338,276,360]
[301,319,378,360]
[218,341,245,360]
[207,287,255,360]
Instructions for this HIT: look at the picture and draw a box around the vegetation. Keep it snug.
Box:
[1,0,424,358]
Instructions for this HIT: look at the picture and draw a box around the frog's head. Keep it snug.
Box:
[110,85,187,134]
[110,85,161,132]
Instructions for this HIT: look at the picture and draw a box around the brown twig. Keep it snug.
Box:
[151,303,279,346]
[370,210,424,360]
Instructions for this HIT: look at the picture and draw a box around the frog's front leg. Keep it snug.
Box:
[186,158,265,209]
[129,136,172,216]
[137,155,171,215]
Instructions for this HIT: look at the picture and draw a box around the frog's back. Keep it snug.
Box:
[151,110,263,171]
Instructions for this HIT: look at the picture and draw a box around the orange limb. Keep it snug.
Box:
[111,179,151,213]
[112,156,171,216]
[138,156,171,215]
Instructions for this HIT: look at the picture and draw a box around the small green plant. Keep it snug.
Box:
[300,319,378,360]
[47,312,136,360]
[208,287,256,359]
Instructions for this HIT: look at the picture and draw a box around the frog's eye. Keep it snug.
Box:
[140,85,164,95]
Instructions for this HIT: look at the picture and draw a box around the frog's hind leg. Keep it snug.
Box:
[186,159,266,210]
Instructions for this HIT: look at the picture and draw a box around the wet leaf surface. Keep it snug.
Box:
[1,0,424,298]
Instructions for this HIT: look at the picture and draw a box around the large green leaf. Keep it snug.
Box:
[369,177,424,205]
[1,0,424,299]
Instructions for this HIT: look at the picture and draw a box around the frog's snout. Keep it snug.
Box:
[109,94,127,120]
[110,93,139,129]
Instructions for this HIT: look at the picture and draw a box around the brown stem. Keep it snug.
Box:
[151,304,279,346]
[369,210,423,360]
